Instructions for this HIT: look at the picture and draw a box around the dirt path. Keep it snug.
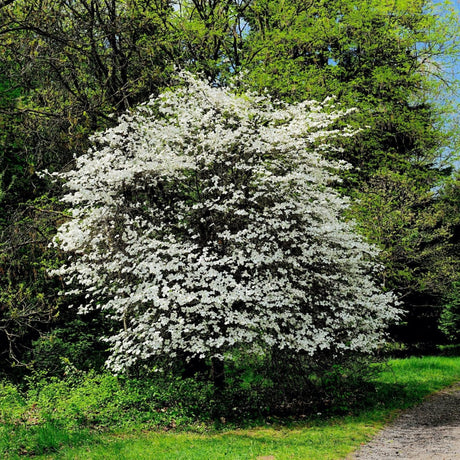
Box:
[350,383,460,459]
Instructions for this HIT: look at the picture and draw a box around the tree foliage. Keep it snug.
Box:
[0,0,175,167]
[50,74,398,372]
[239,0,460,343]
[0,0,175,369]
[0,0,458,371]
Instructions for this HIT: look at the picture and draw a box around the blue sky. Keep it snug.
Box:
[432,0,460,166]
[447,0,459,165]
[448,0,459,91]
[452,0,460,94]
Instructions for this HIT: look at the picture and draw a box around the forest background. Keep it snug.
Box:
[0,0,459,383]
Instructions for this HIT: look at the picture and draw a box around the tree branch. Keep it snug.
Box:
[0,0,17,9]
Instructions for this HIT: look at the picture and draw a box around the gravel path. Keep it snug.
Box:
[350,383,460,459]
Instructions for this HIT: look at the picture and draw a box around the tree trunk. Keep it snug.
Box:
[211,357,225,390]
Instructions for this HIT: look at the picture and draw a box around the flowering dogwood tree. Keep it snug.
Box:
[50,74,399,373]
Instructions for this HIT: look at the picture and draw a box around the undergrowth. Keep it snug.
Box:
[1,355,459,458]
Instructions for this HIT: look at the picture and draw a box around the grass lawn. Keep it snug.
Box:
[39,418,382,460]
[24,355,460,460]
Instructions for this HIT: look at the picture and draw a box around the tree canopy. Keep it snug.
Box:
[50,74,398,372]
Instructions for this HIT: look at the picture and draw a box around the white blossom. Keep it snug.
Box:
[50,72,399,372]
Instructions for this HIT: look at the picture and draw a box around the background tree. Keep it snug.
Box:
[0,0,175,371]
[0,0,175,167]
[167,0,252,81]
[239,0,460,348]
[437,172,460,344]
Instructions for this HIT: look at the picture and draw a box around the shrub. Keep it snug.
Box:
[439,282,460,343]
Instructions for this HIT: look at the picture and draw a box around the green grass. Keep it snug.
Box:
[0,421,91,458]
[378,356,460,397]
[37,419,383,460]
[2,356,459,459]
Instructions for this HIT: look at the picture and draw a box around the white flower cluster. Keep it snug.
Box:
[51,73,399,372]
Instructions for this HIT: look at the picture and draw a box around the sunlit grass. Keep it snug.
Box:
[375,356,460,409]
[29,356,460,460]
[38,418,384,460]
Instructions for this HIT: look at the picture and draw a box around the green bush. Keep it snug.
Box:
[1,369,215,457]
[0,381,26,423]
[24,369,214,430]
[209,351,382,421]
[26,318,108,376]
[439,282,460,343]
